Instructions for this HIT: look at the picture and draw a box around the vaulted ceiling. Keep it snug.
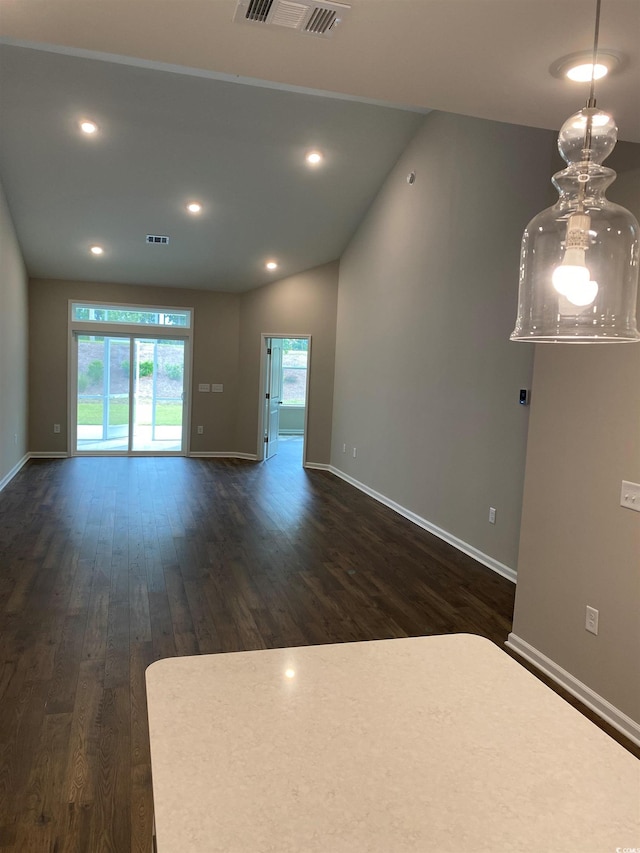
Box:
[1,0,638,292]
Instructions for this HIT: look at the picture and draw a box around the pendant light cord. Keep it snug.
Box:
[581,0,602,170]
[587,0,601,108]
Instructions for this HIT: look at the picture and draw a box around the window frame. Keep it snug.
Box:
[70,300,192,332]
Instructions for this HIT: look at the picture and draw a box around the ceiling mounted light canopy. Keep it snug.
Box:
[186,202,202,214]
[512,0,639,343]
[265,260,278,270]
[306,150,323,166]
[90,245,104,255]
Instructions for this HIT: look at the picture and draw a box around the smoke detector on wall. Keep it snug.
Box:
[233,0,351,38]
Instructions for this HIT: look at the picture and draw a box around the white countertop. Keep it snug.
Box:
[146,633,640,853]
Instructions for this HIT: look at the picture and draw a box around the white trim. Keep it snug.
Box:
[257,334,311,466]
[28,452,69,459]
[69,324,191,457]
[73,451,184,458]
[304,462,331,471]
[327,465,517,584]
[69,299,193,331]
[0,454,30,492]
[506,633,640,747]
[189,452,258,461]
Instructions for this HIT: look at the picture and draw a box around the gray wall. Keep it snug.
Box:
[27,263,338,463]
[237,261,338,464]
[512,156,640,722]
[331,112,555,571]
[0,180,28,484]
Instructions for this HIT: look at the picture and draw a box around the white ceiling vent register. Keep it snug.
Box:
[146,235,170,245]
[233,0,350,38]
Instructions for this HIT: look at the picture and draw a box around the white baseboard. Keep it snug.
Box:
[190,452,258,461]
[327,465,517,584]
[304,462,331,471]
[0,451,71,493]
[0,453,30,492]
[506,633,640,747]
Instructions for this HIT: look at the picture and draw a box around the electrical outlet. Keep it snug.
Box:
[342,444,346,453]
[585,605,599,636]
[352,447,357,458]
[620,480,640,512]
[53,423,61,434]
[489,507,496,524]
[197,425,204,435]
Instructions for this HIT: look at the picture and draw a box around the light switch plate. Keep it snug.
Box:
[198,383,210,392]
[620,480,640,512]
[211,384,223,392]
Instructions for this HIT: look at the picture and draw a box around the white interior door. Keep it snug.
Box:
[265,338,283,459]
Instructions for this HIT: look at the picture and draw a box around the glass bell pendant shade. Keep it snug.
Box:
[511,107,640,342]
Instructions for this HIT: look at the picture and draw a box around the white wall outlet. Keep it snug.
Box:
[489,506,496,524]
[198,383,210,392]
[342,443,346,453]
[197,425,204,434]
[211,384,223,393]
[352,447,357,458]
[585,605,599,635]
[53,423,61,434]
[620,480,640,512]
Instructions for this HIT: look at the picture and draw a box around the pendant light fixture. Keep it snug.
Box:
[511,0,640,343]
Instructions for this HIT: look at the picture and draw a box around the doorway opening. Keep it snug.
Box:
[259,335,310,466]
[73,335,187,453]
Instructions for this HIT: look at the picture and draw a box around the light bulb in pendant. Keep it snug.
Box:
[552,212,593,300]
[552,251,590,296]
[564,278,599,306]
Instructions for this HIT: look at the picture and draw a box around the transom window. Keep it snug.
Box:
[71,302,191,328]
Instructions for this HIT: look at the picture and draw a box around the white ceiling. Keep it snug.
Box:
[1,0,638,292]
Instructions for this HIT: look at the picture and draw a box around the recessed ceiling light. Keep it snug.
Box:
[549,50,621,82]
[266,261,278,271]
[305,150,323,166]
[90,245,104,255]
[80,120,98,135]
[186,202,202,214]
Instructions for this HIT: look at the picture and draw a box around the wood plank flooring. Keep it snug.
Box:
[0,441,625,851]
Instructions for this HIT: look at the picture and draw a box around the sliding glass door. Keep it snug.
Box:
[131,338,185,452]
[75,335,186,454]
[76,336,130,451]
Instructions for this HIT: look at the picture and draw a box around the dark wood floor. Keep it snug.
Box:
[0,440,629,851]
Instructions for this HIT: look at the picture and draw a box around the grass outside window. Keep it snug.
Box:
[77,400,182,426]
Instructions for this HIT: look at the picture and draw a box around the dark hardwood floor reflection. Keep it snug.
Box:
[0,441,593,849]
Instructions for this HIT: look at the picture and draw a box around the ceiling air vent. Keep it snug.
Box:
[245,0,274,23]
[304,6,338,34]
[146,235,170,245]
[233,0,350,38]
